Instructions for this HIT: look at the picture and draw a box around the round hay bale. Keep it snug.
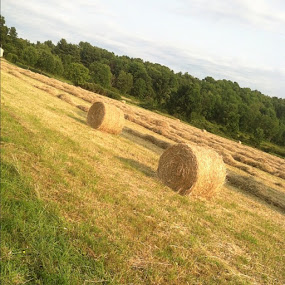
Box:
[238,140,242,144]
[87,102,125,134]
[157,143,226,198]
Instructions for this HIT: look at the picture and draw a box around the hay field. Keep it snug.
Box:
[1,60,285,284]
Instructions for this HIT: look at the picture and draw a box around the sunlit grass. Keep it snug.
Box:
[1,67,285,284]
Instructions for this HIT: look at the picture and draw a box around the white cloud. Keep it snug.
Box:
[174,0,285,34]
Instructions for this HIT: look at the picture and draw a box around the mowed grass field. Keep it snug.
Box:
[1,61,285,284]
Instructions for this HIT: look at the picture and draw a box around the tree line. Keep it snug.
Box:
[1,16,284,149]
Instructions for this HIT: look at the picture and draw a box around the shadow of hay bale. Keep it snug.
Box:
[115,156,156,177]
[67,114,86,125]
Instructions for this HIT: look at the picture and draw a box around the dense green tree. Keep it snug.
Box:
[36,50,55,73]
[110,56,130,77]
[22,46,38,66]
[44,40,55,50]
[89,61,112,88]
[252,128,265,147]
[6,53,18,63]
[53,55,64,75]
[115,70,133,94]
[54,38,80,64]
[0,16,9,46]
[146,63,177,105]
[66,63,89,85]
[79,42,101,66]
[132,78,147,98]
[166,83,201,119]
[8,27,18,40]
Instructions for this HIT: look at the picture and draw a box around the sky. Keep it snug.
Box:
[3,0,285,98]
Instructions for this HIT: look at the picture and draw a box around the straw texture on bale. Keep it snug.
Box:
[157,143,226,198]
[87,102,125,134]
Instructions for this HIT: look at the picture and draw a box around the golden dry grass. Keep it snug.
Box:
[3,60,284,185]
[1,59,285,284]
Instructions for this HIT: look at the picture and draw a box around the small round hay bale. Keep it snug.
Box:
[157,143,226,198]
[202,129,207,133]
[238,140,242,144]
[87,102,125,134]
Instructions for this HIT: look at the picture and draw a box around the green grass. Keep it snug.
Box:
[1,164,111,284]
[1,111,114,284]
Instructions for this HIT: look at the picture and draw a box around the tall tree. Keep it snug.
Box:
[115,70,133,94]
[22,46,38,66]
[0,16,9,46]
[66,63,89,85]
[36,50,55,73]
[89,61,112,88]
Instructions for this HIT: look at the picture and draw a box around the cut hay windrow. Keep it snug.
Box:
[157,143,226,198]
[124,127,173,149]
[233,154,275,175]
[8,70,22,79]
[87,102,125,134]
[226,171,285,211]
[33,84,57,96]
[153,119,169,128]
[276,171,285,180]
[76,105,89,112]
[150,126,169,136]
[124,113,135,121]
[57,94,75,106]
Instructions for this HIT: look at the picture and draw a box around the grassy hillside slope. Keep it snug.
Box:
[1,61,285,284]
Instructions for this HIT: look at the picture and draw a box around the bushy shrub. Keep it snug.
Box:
[6,53,18,63]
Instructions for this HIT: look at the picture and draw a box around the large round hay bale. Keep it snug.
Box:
[87,102,125,134]
[157,143,226,198]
